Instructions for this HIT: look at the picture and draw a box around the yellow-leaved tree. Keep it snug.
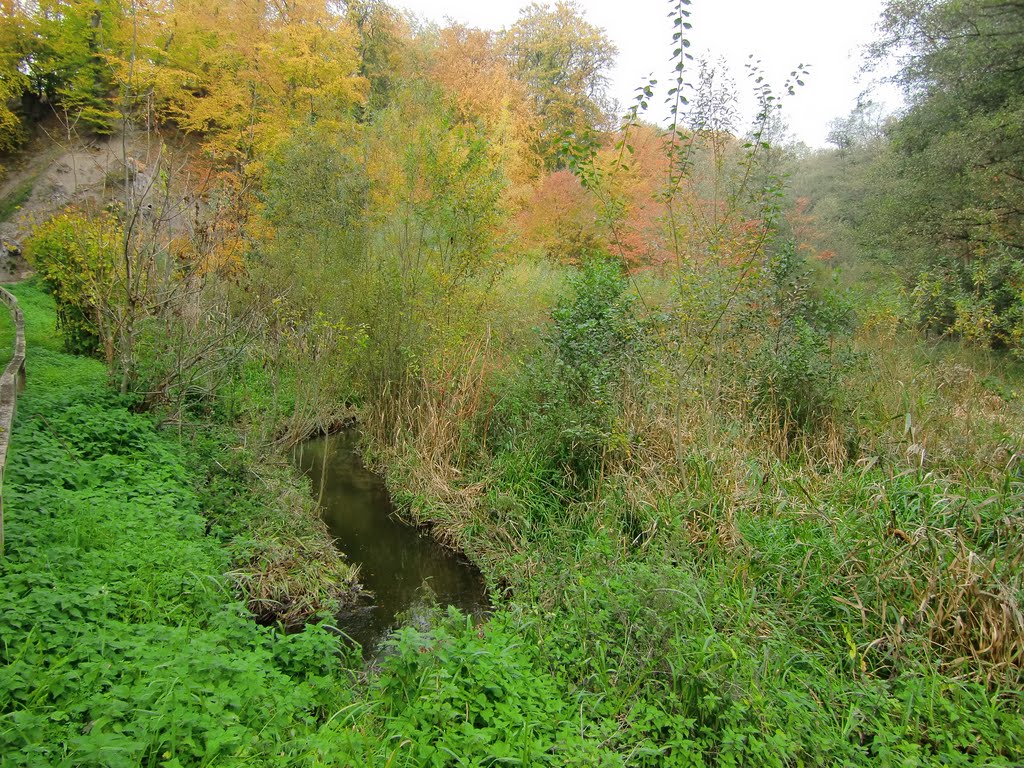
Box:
[124,0,366,164]
[430,24,541,198]
[500,1,616,169]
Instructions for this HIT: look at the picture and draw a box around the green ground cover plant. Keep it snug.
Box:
[0,283,362,766]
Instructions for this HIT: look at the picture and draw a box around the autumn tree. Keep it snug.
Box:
[430,24,541,194]
[593,122,671,268]
[345,0,407,117]
[4,0,124,135]
[500,1,616,169]
[518,169,601,263]
[518,122,672,268]
[0,3,27,159]
[358,78,511,387]
[126,0,366,163]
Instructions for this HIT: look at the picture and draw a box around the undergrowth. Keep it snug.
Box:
[0,282,362,766]
[362,256,1024,766]
[4,268,1024,765]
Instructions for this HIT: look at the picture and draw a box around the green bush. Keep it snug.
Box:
[911,247,1024,354]
[488,258,645,500]
[24,210,121,356]
[746,244,859,441]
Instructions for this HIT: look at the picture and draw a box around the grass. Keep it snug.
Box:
[357,258,1024,765]
[4,264,1024,765]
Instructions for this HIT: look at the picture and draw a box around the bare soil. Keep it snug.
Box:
[0,129,145,281]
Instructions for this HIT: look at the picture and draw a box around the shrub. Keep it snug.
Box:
[911,247,1024,354]
[24,210,122,356]
[745,243,859,444]
[489,258,645,499]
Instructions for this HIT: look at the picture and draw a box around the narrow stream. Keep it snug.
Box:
[292,432,489,653]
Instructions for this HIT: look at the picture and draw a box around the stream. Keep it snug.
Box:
[292,432,489,653]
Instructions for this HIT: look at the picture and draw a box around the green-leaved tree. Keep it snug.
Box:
[500,1,617,169]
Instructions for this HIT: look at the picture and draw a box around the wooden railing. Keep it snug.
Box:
[0,286,26,555]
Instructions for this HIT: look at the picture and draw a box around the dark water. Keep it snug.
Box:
[292,432,489,653]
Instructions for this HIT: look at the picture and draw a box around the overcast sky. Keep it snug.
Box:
[395,0,900,147]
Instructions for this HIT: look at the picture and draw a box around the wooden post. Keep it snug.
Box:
[0,286,26,556]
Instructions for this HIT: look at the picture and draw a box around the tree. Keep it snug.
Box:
[500,1,617,169]
[518,168,602,263]
[430,24,541,191]
[9,0,124,135]
[863,0,1024,351]
[345,0,407,117]
[362,80,508,383]
[0,3,28,157]
[24,210,121,355]
[825,99,887,153]
[126,0,366,163]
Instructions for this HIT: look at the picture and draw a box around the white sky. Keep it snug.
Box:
[396,0,900,147]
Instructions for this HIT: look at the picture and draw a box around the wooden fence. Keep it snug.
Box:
[0,286,26,555]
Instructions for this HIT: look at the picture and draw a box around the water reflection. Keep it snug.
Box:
[292,432,489,653]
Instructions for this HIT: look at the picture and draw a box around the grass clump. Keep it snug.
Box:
[192,440,364,627]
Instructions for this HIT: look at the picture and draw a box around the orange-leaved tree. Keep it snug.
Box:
[518,169,602,264]
[430,24,541,200]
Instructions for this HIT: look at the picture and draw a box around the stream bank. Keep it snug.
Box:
[293,431,490,653]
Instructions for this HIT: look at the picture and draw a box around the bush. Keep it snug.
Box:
[911,247,1024,354]
[745,244,859,444]
[24,210,121,356]
[489,258,645,499]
